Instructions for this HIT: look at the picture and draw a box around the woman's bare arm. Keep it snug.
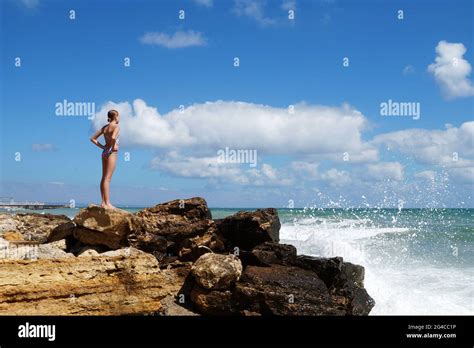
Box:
[90,128,105,149]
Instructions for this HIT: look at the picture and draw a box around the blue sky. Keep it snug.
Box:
[0,0,473,207]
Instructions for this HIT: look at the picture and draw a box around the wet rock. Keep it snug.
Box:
[191,253,242,290]
[295,256,365,289]
[338,262,365,288]
[295,255,343,288]
[215,208,280,251]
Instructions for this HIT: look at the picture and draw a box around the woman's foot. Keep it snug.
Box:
[105,203,116,209]
[100,202,107,208]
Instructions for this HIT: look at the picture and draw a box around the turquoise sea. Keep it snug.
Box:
[2,206,473,315]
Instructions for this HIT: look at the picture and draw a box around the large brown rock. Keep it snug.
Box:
[130,198,213,243]
[191,253,242,290]
[0,252,184,315]
[47,221,75,243]
[216,209,280,251]
[190,286,235,315]
[73,206,133,249]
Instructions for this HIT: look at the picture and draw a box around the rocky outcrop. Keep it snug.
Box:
[215,208,280,251]
[191,253,242,290]
[0,213,70,243]
[73,206,133,249]
[0,197,375,316]
[187,221,374,315]
[0,252,185,315]
[131,197,213,242]
[128,197,216,262]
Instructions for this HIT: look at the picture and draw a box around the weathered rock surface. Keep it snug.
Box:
[0,198,375,316]
[2,231,24,242]
[190,286,235,315]
[159,295,199,316]
[235,265,343,315]
[216,208,280,250]
[0,253,184,315]
[177,227,226,262]
[130,197,214,243]
[191,253,242,290]
[241,242,297,266]
[0,213,70,243]
[73,206,132,249]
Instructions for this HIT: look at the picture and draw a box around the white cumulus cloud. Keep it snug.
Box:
[373,122,474,183]
[92,99,375,158]
[150,152,291,186]
[427,41,474,99]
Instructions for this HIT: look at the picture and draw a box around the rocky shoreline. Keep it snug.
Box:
[0,198,375,316]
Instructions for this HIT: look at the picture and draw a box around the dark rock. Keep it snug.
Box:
[247,242,297,266]
[338,262,365,288]
[47,221,75,243]
[127,230,168,261]
[190,286,235,315]
[215,209,280,251]
[131,197,214,243]
[296,256,365,290]
[232,264,348,315]
[348,287,375,316]
[295,255,343,288]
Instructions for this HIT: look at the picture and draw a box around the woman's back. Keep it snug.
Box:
[102,123,119,150]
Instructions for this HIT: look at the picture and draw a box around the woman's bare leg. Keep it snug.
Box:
[103,153,117,208]
[100,155,107,208]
